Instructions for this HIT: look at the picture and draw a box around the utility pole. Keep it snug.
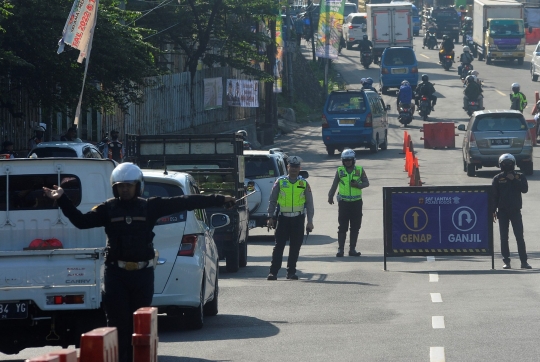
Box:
[308,0,316,62]
[264,19,277,145]
[286,4,294,102]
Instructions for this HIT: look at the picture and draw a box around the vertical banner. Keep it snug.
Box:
[204,77,223,110]
[315,0,346,59]
[274,13,283,93]
[58,0,99,63]
[226,80,259,107]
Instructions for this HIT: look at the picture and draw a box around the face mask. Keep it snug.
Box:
[501,163,514,172]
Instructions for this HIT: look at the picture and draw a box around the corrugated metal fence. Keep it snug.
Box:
[0,67,261,152]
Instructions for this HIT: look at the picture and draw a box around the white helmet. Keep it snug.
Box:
[360,78,366,84]
[341,149,356,165]
[498,153,516,169]
[511,83,520,90]
[463,46,470,52]
[110,163,144,197]
[470,70,479,76]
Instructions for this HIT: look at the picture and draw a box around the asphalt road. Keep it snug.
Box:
[5,36,540,362]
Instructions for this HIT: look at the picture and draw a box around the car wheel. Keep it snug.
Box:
[370,135,379,154]
[239,241,247,268]
[532,66,538,82]
[381,86,388,95]
[203,265,219,317]
[186,278,204,330]
[380,132,388,150]
[346,42,352,50]
[521,161,533,176]
[466,163,476,177]
[225,240,239,273]
[326,146,335,156]
[486,56,492,65]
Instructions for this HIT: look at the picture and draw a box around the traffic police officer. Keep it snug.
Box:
[267,156,314,280]
[328,149,369,257]
[43,163,235,362]
[492,154,531,270]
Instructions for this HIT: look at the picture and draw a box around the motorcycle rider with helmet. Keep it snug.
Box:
[492,154,531,270]
[458,46,474,77]
[359,35,373,62]
[509,83,527,113]
[397,80,415,115]
[328,149,369,257]
[463,75,484,111]
[423,21,438,48]
[439,35,455,64]
[362,77,375,91]
[42,163,235,362]
[415,74,437,111]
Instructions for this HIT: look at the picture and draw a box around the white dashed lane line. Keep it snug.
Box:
[430,347,446,362]
[429,273,439,282]
[431,293,443,303]
[420,54,430,59]
[495,89,506,97]
[432,316,446,329]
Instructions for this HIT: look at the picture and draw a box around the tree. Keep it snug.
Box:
[127,0,277,82]
[0,0,163,116]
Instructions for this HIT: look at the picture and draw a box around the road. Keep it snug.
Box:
[5,36,540,362]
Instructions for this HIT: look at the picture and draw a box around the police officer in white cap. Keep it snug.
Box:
[267,156,314,280]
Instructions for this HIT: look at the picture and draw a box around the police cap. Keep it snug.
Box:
[288,156,302,167]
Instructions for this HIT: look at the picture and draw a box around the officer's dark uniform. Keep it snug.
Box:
[491,166,529,269]
[267,156,314,279]
[57,193,228,362]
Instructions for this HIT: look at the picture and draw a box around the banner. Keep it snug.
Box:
[226,80,259,107]
[274,14,283,93]
[315,0,346,59]
[58,0,99,63]
[204,77,223,110]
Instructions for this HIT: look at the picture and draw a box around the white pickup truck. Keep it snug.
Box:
[0,158,115,354]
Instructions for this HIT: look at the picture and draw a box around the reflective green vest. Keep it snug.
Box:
[277,177,307,212]
[510,92,527,111]
[337,165,363,202]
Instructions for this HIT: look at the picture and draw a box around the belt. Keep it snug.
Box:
[116,259,153,271]
[280,212,304,217]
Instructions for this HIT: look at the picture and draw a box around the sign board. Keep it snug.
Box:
[383,186,494,270]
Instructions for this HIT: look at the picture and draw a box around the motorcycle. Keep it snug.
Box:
[425,32,438,50]
[398,103,413,126]
[361,51,372,69]
[465,99,481,116]
[442,53,453,71]
[418,95,432,121]
[460,63,473,80]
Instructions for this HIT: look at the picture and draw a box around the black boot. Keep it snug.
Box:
[349,232,361,257]
[336,233,346,257]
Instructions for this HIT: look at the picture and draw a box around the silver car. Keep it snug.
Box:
[458,110,534,176]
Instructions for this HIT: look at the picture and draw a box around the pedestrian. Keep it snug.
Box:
[327,149,369,257]
[42,163,235,362]
[60,126,82,142]
[103,130,124,162]
[509,83,527,113]
[28,125,46,151]
[0,141,18,158]
[492,154,531,270]
[267,156,314,280]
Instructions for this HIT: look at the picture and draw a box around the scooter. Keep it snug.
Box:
[426,32,438,50]
[418,96,432,121]
[442,53,453,71]
[361,51,372,69]
[465,99,481,116]
[398,103,413,126]
[460,63,473,80]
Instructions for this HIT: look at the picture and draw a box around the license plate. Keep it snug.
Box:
[469,102,476,105]
[503,52,513,56]
[490,139,509,145]
[338,119,356,125]
[392,68,407,74]
[0,301,28,319]
[248,220,256,229]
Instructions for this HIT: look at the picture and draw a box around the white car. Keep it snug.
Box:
[142,170,230,330]
[342,12,367,50]
[28,141,106,159]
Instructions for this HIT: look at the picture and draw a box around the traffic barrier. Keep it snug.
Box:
[532,91,539,114]
[26,355,60,362]
[414,165,423,186]
[401,131,409,154]
[48,350,78,362]
[132,307,159,362]
[526,119,538,146]
[420,122,458,149]
[526,28,540,45]
[79,327,119,362]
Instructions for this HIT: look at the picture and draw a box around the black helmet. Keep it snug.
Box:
[363,35,368,40]
[421,74,429,82]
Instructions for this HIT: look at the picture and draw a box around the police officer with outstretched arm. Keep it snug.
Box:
[267,156,314,280]
[43,163,235,362]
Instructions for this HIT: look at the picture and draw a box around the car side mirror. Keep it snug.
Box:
[211,213,230,228]
[457,124,466,131]
[299,170,309,179]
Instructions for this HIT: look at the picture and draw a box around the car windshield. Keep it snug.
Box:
[245,157,278,179]
[489,20,524,37]
[327,93,367,113]
[383,49,416,65]
[352,16,366,25]
[474,117,526,132]
[31,147,78,158]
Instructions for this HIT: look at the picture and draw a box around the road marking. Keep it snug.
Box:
[430,347,446,362]
[431,293,443,303]
[429,273,439,282]
[427,256,436,262]
[432,316,445,329]
[420,54,429,59]
[496,89,506,97]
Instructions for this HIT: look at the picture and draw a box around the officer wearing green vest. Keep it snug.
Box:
[267,156,314,280]
[328,149,369,257]
[509,83,527,113]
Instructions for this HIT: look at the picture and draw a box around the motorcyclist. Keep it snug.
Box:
[458,46,474,77]
[423,22,438,48]
[362,77,375,91]
[509,83,527,113]
[358,35,373,52]
[439,35,455,64]
[415,74,437,111]
[463,75,484,111]
[397,80,415,114]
